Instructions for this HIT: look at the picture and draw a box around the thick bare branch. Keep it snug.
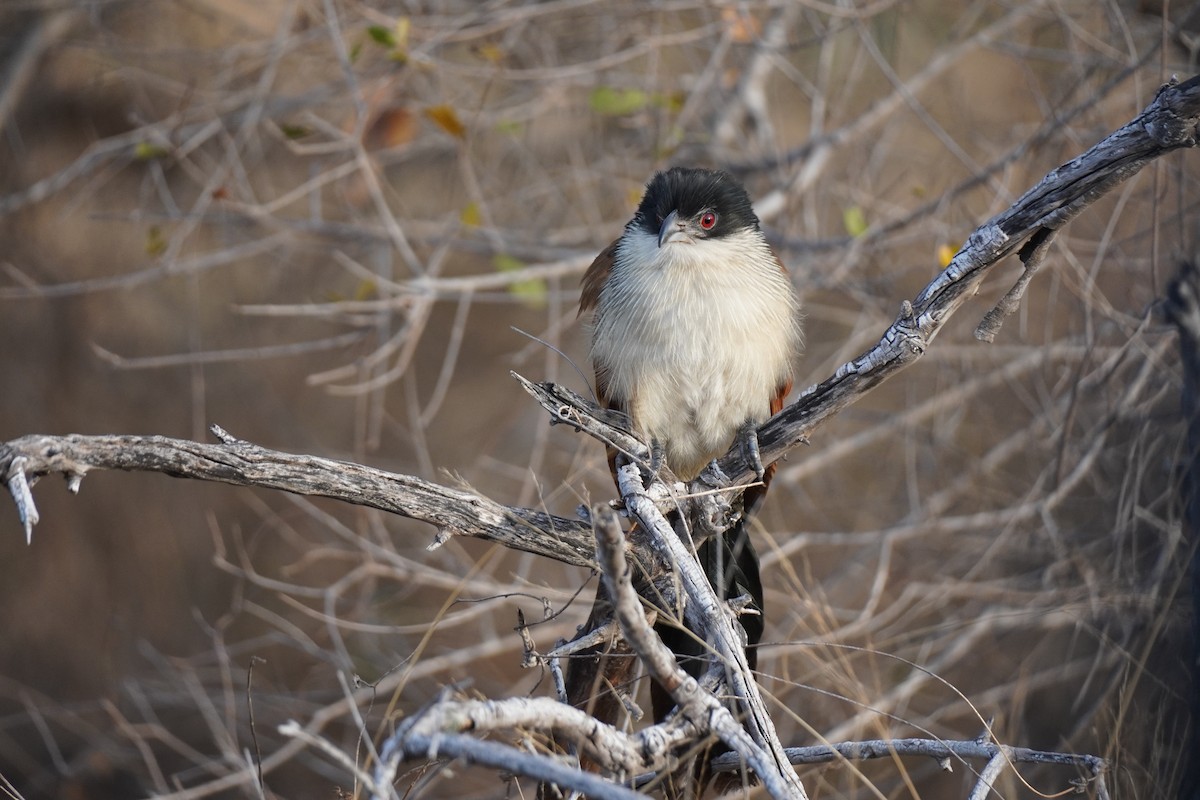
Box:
[0,427,594,565]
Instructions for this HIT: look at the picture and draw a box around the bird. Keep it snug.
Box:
[562,166,802,790]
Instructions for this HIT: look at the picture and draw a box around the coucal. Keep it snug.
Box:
[562,166,801,785]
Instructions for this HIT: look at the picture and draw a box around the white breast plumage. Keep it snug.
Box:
[590,226,802,479]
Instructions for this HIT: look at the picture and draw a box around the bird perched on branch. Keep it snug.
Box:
[563,166,801,789]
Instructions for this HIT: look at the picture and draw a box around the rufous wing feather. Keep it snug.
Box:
[579,238,617,315]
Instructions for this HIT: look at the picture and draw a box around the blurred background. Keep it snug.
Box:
[0,1,1196,797]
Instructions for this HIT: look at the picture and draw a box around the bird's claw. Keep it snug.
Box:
[738,420,766,481]
[647,438,666,486]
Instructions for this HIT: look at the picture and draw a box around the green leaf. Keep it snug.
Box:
[494,118,524,136]
[279,123,310,140]
[367,25,396,47]
[367,19,409,62]
[494,254,547,309]
[494,254,524,272]
[842,205,868,238]
[589,86,648,116]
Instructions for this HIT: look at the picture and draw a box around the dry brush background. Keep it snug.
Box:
[0,1,1197,798]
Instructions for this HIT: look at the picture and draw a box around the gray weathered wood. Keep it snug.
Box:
[0,428,595,565]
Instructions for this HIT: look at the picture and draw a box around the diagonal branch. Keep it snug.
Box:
[519,76,1200,494]
[736,74,1200,484]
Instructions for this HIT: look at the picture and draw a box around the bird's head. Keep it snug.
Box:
[629,167,762,249]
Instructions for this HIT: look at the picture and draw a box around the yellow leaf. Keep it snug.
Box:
[842,206,868,238]
[390,17,410,62]
[475,42,504,63]
[134,141,167,160]
[394,17,410,48]
[936,243,957,268]
[145,225,167,256]
[354,279,378,301]
[653,91,685,114]
[460,202,481,227]
[425,104,466,139]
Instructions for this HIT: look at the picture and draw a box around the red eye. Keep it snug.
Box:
[699,211,718,230]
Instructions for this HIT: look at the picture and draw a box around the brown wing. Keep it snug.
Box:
[579,237,618,315]
[579,236,627,476]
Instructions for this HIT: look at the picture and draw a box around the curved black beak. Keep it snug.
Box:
[657,210,688,247]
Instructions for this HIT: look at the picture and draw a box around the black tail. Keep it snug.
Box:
[650,520,764,795]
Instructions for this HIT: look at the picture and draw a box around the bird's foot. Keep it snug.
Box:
[737,419,766,482]
[646,437,667,486]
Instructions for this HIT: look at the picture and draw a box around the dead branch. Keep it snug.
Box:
[734,737,1109,799]
[366,692,687,799]
[738,73,1200,484]
[0,426,594,565]
[1,68,1195,800]
[5,76,1198,565]
[612,468,806,798]
[521,76,1200,494]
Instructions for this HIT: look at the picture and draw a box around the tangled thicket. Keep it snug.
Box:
[0,2,1197,798]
